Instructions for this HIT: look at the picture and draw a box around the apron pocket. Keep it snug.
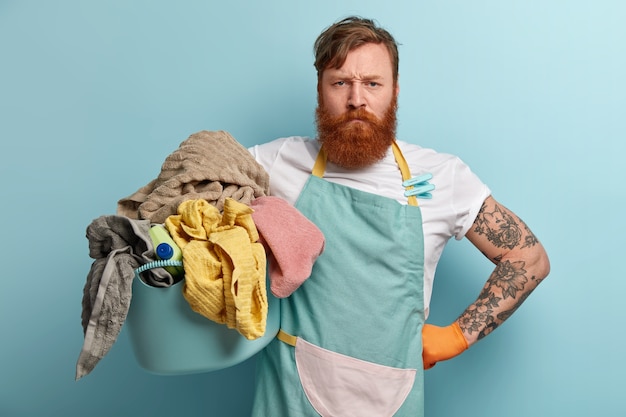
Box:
[294,337,416,417]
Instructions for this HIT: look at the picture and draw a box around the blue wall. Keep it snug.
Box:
[1,1,624,416]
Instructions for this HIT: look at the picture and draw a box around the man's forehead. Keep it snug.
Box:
[323,43,394,78]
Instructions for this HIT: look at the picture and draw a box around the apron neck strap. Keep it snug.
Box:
[313,141,418,207]
[312,146,327,178]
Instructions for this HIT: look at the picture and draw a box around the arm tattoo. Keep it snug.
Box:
[458,260,529,340]
[457,287,501,339]
[493,260,528,299]
[521,221,539,249]
[473,201,539,251]
[460,201,544,339]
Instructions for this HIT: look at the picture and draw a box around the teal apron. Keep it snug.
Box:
[252,142,425,417]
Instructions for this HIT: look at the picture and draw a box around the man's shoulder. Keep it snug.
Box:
[250,136,319,170]
[259,135,316,147]
[396,140,462,167]
[254,135,318,155]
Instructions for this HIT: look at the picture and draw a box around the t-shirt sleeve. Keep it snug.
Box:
[248,137,290,173]
[451,157,491,240]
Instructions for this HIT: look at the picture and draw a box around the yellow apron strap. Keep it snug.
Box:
[312,146,327,178]
[392,141,418,207]
[313,142,417,206]
[277,329,297,346]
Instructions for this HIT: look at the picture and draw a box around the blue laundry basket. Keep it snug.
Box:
[126,272,280,375]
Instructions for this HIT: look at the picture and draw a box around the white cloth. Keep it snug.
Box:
[249,136,490,317]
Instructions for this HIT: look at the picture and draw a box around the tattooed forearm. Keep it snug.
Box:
[493,260,528,298]
[458,260,534,341]
[494,272,545,322]
[457,287,501,340]
[497,291,530,322]
[458,268,547,341]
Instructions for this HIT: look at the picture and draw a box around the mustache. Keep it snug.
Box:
[333,108,380,125]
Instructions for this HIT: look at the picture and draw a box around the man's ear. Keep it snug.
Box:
[394,76,400,97]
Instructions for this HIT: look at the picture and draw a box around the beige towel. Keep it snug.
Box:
[117,130,270,223]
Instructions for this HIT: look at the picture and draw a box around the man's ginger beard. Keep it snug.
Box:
[316,94,398,169]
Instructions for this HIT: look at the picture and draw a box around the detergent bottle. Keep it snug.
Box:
[148,224,184,277]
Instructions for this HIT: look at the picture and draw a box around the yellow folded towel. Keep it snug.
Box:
[165,198,268,340]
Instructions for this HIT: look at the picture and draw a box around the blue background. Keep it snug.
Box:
[1,1,624,416]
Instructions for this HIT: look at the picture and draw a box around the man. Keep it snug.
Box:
[249,16,550,416]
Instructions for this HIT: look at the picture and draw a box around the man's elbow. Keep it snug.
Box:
[534,245,551,281]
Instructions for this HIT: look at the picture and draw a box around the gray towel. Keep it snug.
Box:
[76,215,173,380]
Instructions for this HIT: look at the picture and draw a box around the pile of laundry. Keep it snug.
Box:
[75,130,325,380]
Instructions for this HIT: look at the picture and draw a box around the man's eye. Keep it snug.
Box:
[368,82,379,87]
[335,81,345,86]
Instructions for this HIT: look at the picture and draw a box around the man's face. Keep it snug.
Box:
[316,42,400,168]
[319,42,398,120]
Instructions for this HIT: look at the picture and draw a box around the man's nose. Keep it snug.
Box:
[347,84,366,109]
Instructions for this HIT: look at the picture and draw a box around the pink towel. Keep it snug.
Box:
[250,196,325,298]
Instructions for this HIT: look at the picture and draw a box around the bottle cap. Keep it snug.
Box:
[156,243,174,260]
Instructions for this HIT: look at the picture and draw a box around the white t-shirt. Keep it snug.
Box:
[249,136,491,316]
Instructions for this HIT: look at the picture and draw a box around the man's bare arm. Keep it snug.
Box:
[459,195,551,346]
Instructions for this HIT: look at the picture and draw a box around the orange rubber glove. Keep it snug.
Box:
[422,322,469,370]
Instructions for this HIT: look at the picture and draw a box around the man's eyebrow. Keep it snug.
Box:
[327,70,384,80]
